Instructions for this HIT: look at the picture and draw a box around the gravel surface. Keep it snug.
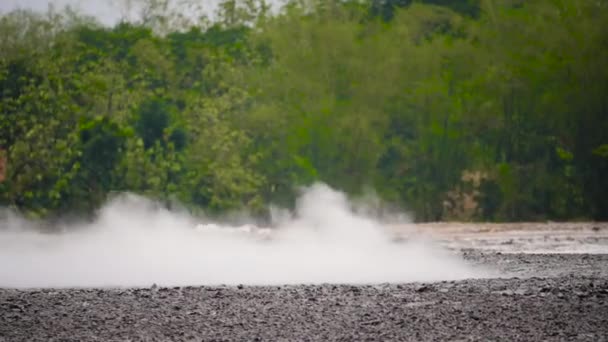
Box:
[395,222,608,253]
[1,253,608,341]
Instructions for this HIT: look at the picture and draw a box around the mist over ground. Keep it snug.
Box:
[0,183,486,288]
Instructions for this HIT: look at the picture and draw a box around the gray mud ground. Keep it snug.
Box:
[1,253,608,341]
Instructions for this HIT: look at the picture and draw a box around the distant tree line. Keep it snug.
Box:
[0,0,607,221]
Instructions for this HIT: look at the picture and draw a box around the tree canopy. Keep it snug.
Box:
[1,0,607,222]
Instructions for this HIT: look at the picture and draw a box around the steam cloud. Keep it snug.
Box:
[0,183,487,288]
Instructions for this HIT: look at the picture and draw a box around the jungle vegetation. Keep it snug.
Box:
[1,0,607,222]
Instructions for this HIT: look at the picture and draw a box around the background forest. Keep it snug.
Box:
[0,0,607,222]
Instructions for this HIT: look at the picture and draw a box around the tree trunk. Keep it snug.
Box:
[0,148,6,183]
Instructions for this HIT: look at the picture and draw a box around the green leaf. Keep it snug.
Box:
[592,145,608,158]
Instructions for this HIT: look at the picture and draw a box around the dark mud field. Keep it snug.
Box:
[2,223,608,341]
[0,253,607,341]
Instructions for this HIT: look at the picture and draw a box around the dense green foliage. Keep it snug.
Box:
[1,0,607,221]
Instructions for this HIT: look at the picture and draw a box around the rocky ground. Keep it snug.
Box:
[395,222,608,254]
[1,223,608,341]
[0,253,606,341]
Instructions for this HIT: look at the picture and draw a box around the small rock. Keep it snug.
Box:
[7,303,24,312]
[415,285,431,293]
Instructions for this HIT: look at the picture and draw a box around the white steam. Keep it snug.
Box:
[0,183,486,288]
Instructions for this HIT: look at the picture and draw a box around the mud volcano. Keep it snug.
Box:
[1,223,607,341]
[1,188,607,341]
